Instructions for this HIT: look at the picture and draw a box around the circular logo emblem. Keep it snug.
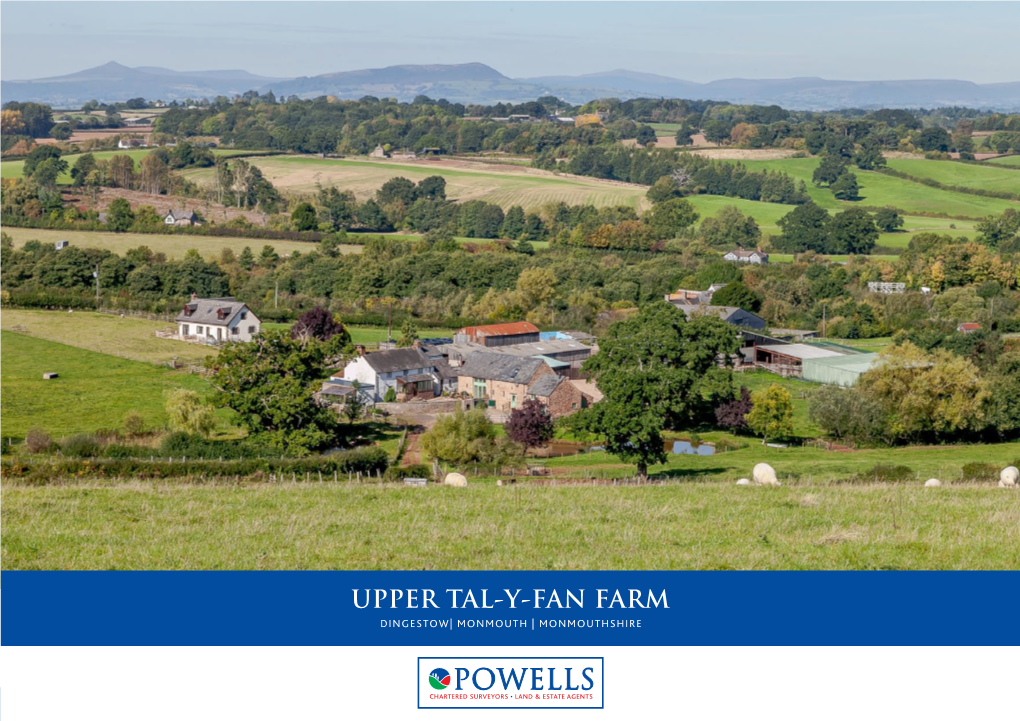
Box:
[428,668,451,690]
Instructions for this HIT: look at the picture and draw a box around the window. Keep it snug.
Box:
[231,327,239,335]
[182,324,190,336]
[240,312,247,320]
[510,394,517,409]
[195,326,203,335]
[248,326,256,334]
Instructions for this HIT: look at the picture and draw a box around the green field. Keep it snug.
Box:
[1,227,360,259]
[261,322,455,346]
[0,331,219,441]
[885,158,1020,196]
[0,148,269,183]
[720,157,1020,219]
[181,156,654,213]
[985,155,1020,167]
[3,469,1018,569]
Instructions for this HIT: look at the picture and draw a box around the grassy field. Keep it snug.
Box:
[886,158,1020,196]
[181,156,654,213]
[261,322,455,346]
[0,331,219,441]
[0,148,268,182]
[985,155,1020,167]
[1,227,360,259]
[733,370,822,438]
[0,309,216,365]
[719,157,1020,219]
[2,472,1018,569]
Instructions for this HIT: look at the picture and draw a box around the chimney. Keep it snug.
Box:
[356,344,366,356]
[190,292,198,302]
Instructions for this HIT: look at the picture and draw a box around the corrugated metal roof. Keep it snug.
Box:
[458,322,539,337]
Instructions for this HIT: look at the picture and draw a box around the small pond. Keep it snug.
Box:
[666,439,716,456]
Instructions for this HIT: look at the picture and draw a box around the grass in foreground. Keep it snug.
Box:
[2,480,1018,570]
[0,331,221,441]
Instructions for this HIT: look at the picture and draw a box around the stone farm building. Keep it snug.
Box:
[457,352,585,417]
[175,296,261,343]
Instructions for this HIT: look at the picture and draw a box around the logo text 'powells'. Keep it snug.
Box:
[418,657,604,709]
[428,668,451,690]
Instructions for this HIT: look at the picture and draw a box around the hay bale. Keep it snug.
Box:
[999,466,1018,488]
[924,478,941,487]
[752,463,780,486]
[444,472,468,487]
[735,478,751,486]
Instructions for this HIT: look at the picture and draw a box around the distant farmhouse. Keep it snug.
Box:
[723,248,769,265]
[175,296,260,343]
[164,209,201,227]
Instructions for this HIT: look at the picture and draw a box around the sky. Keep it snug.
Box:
[2,1,1018,83]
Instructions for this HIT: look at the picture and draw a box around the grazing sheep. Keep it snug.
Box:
[496,480,503,487]
[924,478,941,487]
[752,463,780,486]
[735,478,751,486]
[999,466,1019,488]
[445,472,468,487]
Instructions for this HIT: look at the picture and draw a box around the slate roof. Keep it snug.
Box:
[166,209,197,221]
[175,298,251,327]
[360,347,433,374]
[527,374,564,398]
[677,305,763,324]
[458,352,546,384]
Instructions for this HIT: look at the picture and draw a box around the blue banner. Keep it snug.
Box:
[4,571,1018,646]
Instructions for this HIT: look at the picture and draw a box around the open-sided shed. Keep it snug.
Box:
[801,353,880,387]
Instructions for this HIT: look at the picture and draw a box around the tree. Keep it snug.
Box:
[238,246,255,270]
[808,385,886,444]
[106,197,134,232]
[646,176,682,204]
[643,198,699,238]
[342,382,365,423]
[916,127,952,152]
[976,208,1020,248]
[635,125,657,146]
[258,244,279,267]
[50,124,73,141]
[853,138,886,170]
[830,171,860,201]
[812,155,849,186]
[421,407,516,467]
[699,206,761,249]
[775,202,830,253]
[565,303,739,478]
[291,307,349,347]
[163,388,216,437]
[874,207,904,233]
[291,202,318,231]
[505,398,554,451]
[982,352,1020,440]
[826,207,877,254]
[712,281,762,312]
[70,153,97,187]
[858,341,989,442]
[501,205,525,238]
[22,145,62,176]
[416,175,447,201]
[398,318,419,347]
[206,330,342,455]
[715,386,753,433]
[746,384,794,445]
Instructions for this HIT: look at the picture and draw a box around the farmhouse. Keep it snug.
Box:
[455,321,540,347]
[175,296,261,343]
[164,209,201,226]
[665,283,728,307]
[340,346,456,402]
[957,322,981,334]
[723,248,769,265]
[369,145,388,158]
[457,352,554,413]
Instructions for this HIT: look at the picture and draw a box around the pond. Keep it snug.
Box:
[665,439,716,456]
[533,438,715,457]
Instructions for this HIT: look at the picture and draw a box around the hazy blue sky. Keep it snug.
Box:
[2,2,1017,82]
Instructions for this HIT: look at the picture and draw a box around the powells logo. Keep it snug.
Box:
[428,668,451,690]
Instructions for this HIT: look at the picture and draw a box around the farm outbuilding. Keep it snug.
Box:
[801,353,881,387]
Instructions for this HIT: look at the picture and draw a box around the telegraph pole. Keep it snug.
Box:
[93,265,100,309]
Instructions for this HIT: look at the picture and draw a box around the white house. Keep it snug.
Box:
[341,347,454,402]
[723,248,769,265]
[175,296,261,344]
[164,209,201,226]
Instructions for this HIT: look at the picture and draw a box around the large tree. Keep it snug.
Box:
[565,303,739,478]
[775,202,830,253]
[505,398,554,451]
[826,207,877,254]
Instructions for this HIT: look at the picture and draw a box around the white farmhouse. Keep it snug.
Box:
[722,248,769,265]
[341,347,449,402]
[175,296,261,343]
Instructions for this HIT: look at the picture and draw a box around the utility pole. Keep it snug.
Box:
[822,302,827,339]
[93,265,100,309]
[387,303,393,342]
[274,280,278,309]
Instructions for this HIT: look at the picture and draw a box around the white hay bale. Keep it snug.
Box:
[924,478,941,487]
[735,478,751,486]
[444,472,468,487]
[999,466,1018,488]
[752,463,780,486]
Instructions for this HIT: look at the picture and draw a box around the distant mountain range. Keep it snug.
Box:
[4,61,1020,111]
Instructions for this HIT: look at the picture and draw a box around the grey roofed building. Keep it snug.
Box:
[458,352,546,384]
[527,373,564,398]
[175,297,250,327]
[677,305,766,331]
[359,347,433,374]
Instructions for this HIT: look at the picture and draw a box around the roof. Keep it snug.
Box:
[398,373,434,384]
[458,321,539,338]
[528,374,565,398]
[359,347,433,374]
[484,339,589,358]
[678,305,761,323]
[725,248,768,259]
[802,353,880,372]
[757,343,847,361]
[532,355,569,369]
[320,382,355,397]
[958,323,981,331]
[166,209,196,219]
[175,298,251,326]
[458,352,547,384]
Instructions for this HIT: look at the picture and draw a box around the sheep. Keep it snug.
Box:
[735,478,751,486]
[752,463,780,486]
[445,472,468,487]
[999,466,1018,488]
[924,478,941,487]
